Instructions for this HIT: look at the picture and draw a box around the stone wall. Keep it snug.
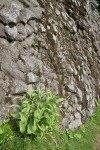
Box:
[0,0,100,129]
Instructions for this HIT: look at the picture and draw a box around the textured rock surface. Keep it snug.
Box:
[0,0,100,129]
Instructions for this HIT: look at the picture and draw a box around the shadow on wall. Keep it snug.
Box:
[96,0,100,13]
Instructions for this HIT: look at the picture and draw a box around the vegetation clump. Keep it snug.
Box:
[0,89,100,150]
[10,88,63,137]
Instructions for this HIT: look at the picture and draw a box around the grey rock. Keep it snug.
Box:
[19,0,31,7]
[16,33,26,41]
[28,20,38,33]
[19,8,34,24]
[19,0,39,7]
[68,119,82,129]
[76,105,82,112]
[30,6,45,18]
[0,1,4,10]
[19,7,44,23]
[25,24,34,36]
[12,80,28,94]
[0,23,6,37]
[5,26,18,40]
[55,8,60,16]
[52,34,57,42]
[67,66,74,74]
[1,44,25,80]
[63,101,68,109]
[30,0,39,7]
[27,84,33,91]
[52,24,58,32]
[74,112,81,119]
[40,24,46,33]
[61,12,67,21]
[17,23,26,35]
[66,84,76,93]
[16,23,33,40]
[76,88,82,101]
[27,72,38,83]
[16,23,27,40]
[0,71,5,79]
[0,1,23,24]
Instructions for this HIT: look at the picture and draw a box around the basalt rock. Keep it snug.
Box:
[0,0,100,129]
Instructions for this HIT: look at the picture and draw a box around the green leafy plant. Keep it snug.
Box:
[0,123,3,135]
[10,88,63,137]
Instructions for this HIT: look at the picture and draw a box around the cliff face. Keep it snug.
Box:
[0,0,100,128]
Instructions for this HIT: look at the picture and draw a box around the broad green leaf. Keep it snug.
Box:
[27,122,37,134]
[3,118,9,124]
[19,121,26,133]
[22,100,29,105]
[20,112,27,123]
[26,91,33,98]
[47,104,57,112]
[11,112,20,119]
[56,98,64,103]
[22,106,30,114]
[45,108,51,113]
[0,125,3,134]
[46,91,53,98]
[46,97,52,103]
[34,109,42,119]
[38,124,46,132]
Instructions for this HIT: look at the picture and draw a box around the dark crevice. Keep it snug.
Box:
[8,22,16,28]
[0,19,6,25]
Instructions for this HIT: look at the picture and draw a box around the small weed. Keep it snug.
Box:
[66,129,82,140]
[31,40,38,48]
